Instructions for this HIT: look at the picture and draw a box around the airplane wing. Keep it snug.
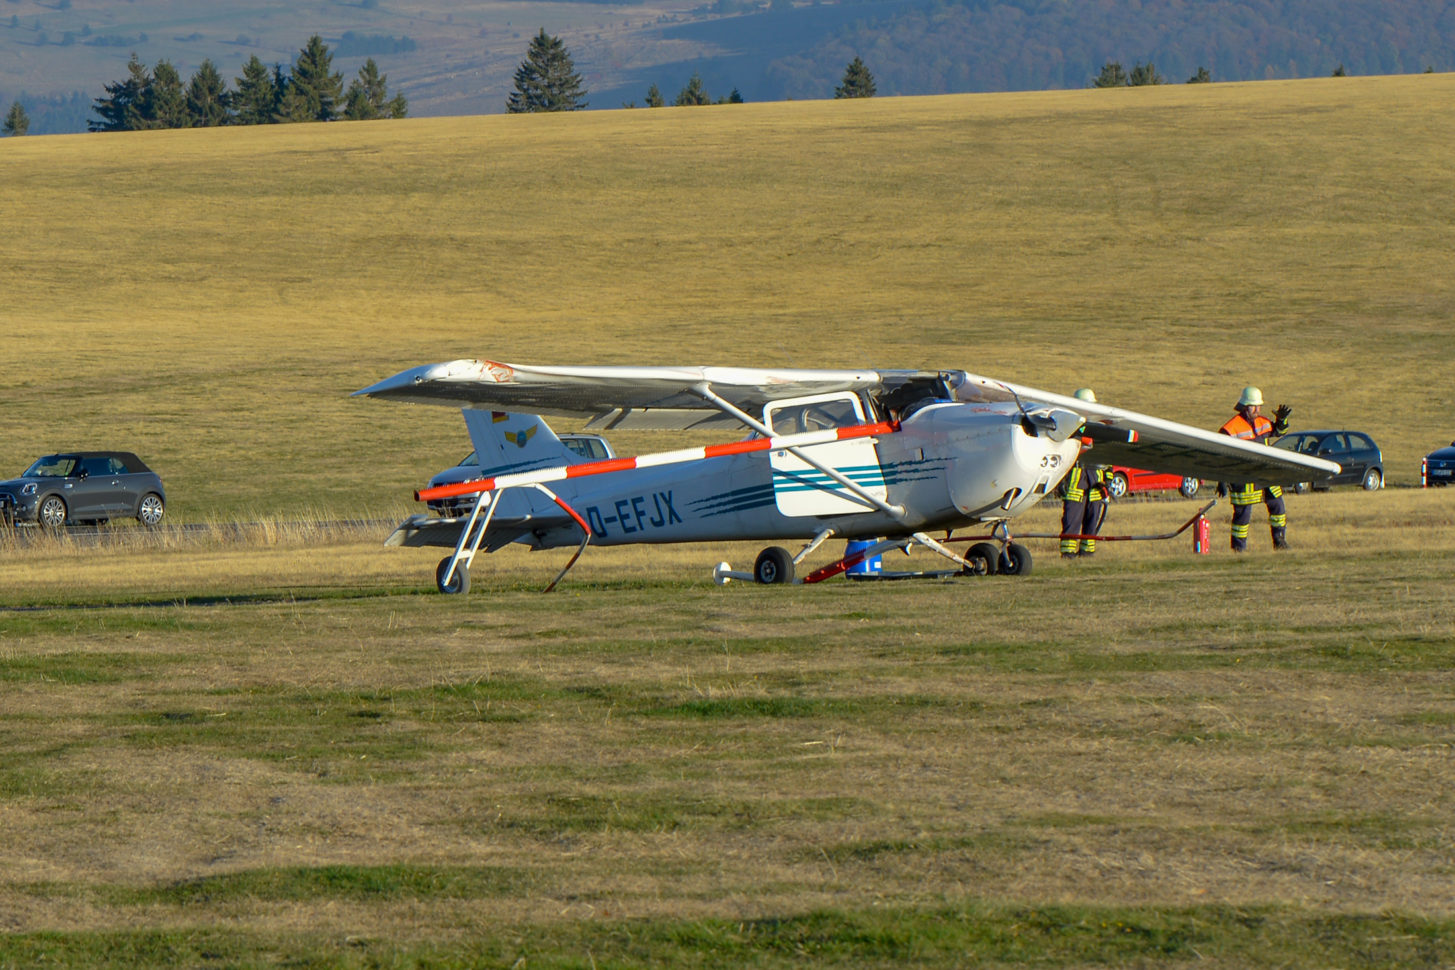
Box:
[352,358,907,430]
[354,359,1339,486]
[958,373,1341,487]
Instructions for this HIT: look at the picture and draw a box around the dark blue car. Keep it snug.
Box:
[1423,441,1455,487]
[1273,430,1384,492]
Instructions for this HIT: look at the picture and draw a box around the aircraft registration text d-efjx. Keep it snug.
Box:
[353,360,1340,592]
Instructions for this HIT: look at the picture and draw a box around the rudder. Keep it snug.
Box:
[461,409,580,476]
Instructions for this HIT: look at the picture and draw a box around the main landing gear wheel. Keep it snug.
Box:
[753,546,795,584]
[962,542,1000,576]
[997,542,1033,576]
[436,557,470,594]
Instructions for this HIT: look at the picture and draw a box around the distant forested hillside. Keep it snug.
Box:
[757,0,1454,97]
[611,0,1455,106]
[4,0,1452,132]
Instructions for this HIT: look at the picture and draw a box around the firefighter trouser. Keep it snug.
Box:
[1230,483,1285,550]
[1061,496,1106,555]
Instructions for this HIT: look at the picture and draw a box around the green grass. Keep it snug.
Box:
[0,904,1451,968]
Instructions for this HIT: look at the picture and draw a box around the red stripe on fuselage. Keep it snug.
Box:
[414,420,900,503]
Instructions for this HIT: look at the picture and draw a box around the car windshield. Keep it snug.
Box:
[1273,434,1319,454]
[23,455,76,477]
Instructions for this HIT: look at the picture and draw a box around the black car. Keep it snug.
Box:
[1272,430,1383,491]
[0,452,166,528]
[1424,441,1455,487]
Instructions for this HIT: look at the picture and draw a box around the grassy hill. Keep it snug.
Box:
[2,73,1451,520]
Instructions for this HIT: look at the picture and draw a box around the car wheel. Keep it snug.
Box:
[998,542,1033,576]
[963,542,999,576]
[1179,477,1200,498]
[753,546,795,585]
[1107,473,1128,500]
[38,495,67,529]
[436,557,470,594]
[137,493,165,527]
[1362,467,1383,491]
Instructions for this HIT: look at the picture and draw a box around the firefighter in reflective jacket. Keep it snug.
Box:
[1060,388,1109,558]
[1218,386,1292,551]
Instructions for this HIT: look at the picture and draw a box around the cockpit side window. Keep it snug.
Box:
[880,375,957,420]
[764,393,866,435]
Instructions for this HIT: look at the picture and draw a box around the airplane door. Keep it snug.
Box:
[765,393,888,517]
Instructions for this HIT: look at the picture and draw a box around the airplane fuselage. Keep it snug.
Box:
[522,401,1081,548]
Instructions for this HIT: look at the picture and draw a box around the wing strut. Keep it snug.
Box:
[688,382,907,519]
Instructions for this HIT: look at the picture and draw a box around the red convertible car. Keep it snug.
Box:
[1105,466,1202,499]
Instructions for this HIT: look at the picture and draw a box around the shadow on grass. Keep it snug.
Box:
[0,585,423,613]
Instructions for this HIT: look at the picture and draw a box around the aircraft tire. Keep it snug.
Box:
[963,542,1000,576]
[998,542,1032,577]
[436,557,470,594]
[753,546,795,585]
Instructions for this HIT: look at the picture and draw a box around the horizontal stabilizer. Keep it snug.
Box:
[383,512,573,550]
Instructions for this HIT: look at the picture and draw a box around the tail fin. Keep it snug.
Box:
[461,409,580,477]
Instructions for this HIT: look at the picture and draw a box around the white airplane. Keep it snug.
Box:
[353,360,1340,593]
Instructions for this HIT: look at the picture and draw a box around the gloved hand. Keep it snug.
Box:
[1215,482,1228,498]
[1274,404,1292,424]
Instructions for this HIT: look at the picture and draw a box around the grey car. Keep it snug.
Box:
[0,452,166,528]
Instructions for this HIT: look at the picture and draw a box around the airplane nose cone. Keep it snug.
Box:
[944,409,1081,517]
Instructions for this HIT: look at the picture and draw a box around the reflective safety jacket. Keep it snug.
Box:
[1060,463,1108,503]
[1219,409,1289,443]
[1220,408,1290,501]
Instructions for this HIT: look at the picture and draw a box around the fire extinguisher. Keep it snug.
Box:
[1193,514,1210,554]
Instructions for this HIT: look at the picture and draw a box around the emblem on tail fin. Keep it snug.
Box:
[505,424,539,448]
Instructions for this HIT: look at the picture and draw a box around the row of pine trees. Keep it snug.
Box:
[507,29,876,112]
[1,29,873,135]
[88,35,406,132]
[2,23,1397,136]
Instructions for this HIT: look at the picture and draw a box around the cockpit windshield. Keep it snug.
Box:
[23,455,76,478]
[948,373,1022,406]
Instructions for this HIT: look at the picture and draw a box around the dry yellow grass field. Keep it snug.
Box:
[2,76,1454,966]
[2,74,1452,519]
